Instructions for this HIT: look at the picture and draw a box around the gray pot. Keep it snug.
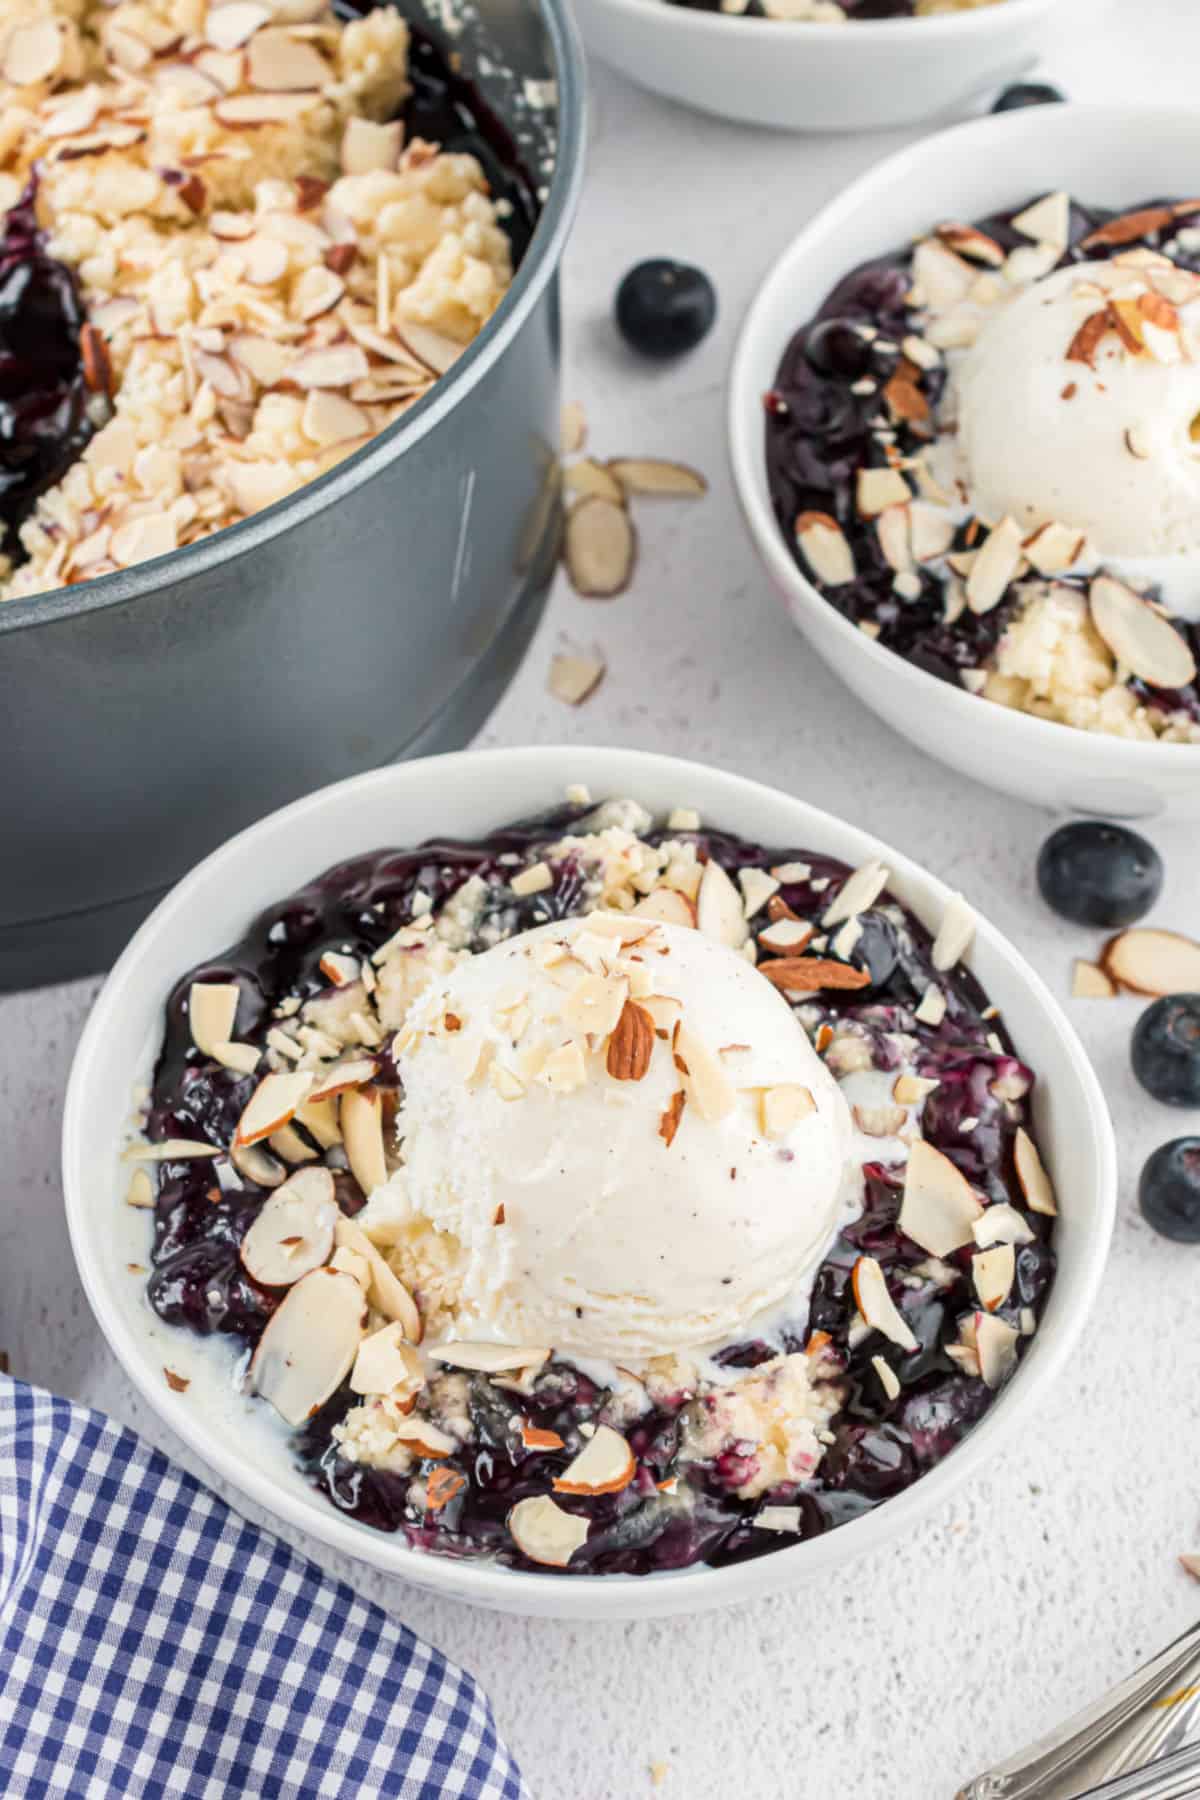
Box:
[1,0,586,993]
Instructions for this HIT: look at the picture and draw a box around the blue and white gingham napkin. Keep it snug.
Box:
[0,1374,531,1800]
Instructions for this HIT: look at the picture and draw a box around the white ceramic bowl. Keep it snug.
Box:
[63,746,1115,1619]
[730,103,1200,821]
[572,0,1063,132]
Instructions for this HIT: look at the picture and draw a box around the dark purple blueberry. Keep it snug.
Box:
[1139,1138,1200,1242]
[992,82,1066,112]
[615,260,716,359]
[804,318,872,380]
[1132,996,1200,1107]
[1037,821,1163,928]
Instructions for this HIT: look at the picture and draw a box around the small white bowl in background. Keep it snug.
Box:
[730,103,1200,820]
[63,747,1115,1619]
[572,0,1065,133]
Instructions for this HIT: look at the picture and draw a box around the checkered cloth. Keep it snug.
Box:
[0,1375,531,1800]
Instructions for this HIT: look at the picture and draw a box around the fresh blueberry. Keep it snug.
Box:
[1132,996,1200,1107]
[992,82,1066,113]
[615,260,716,359]
[1036,821,1163,928]
[1139,1138,1200,1242]
[805,317,873,381]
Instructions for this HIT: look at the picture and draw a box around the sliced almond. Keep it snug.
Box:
[508,1494,588,1567]
[213,91,319,126]
[553,1424,635,1495]
[973,1203,1035,1249]
[759,958,871,994]
[231,1139,288,1188]
[853,1101,907,1139]
[248,1267,366,1425]
[245,25,329,87]
[823,860,888,929]
[915,986,947,1027]
[966,517,1023,615]
[738,868,779,920]
[909,502,955,564]
[292,265,345,322]
[234,1070,313,1147]
[932,893,975,972]
[189,981,240,1056]
[1081,206,1175,250]
[872,1354,901,1401]
[239,1166,336,1287]
[696,859,748,950]
[548,650,605,706]
[972,1243,1016,1313]
[397,323,463,376]
[308,1055,378,1102]
[795,511,855,586]
[333,1215,421,1342]
[758,918,813,956]
[1011,191,1071,252]
[974,1312,1020,1389]
[607,459,707,499]
[1023,521,1086,577]
[126,1168,154,1209]
[350,1321,423,1397]
[564,459,624,504]
[227,334,291,387]
[302,388,368,447]
[564,497,635,598]
[900,1139,983,1257]
[268,1122,318,1165]
[856,466,911,518]
[912,239,974,309]
[675,1027,736,1123]
[290,344,370,390]
[876,505,912,573]
[3,17,63,85]
[560,401,586,456]
[935,223,1005,268]
[1073,959,1116,999]
[428,1341,550,1375]
[341,1085,387,1197]
[340,115,403,174]
[1013,1126,1056,1217]
[1102,927,1200,996]
[632,887,696,928]
[1089,574,1197,690]
[521,1421,565,1451]
[759,1084,815,1139]
[851,1256,917,1353]
[892,1073,939,1107]
[206,1,271,49]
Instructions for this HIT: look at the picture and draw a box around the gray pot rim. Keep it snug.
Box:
[1,0,587,641]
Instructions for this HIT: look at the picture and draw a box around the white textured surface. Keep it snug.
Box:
[4,14,1200,1796]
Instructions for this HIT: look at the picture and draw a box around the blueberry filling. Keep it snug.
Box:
[763,194,1200,719]
[138,800,1055,1576]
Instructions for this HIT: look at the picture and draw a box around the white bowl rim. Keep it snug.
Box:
[63,745,1117,1617]
[728,100,1200,767]
[574,0,1058,43]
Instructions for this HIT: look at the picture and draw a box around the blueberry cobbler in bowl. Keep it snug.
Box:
[766,193,1200,743]
[125,791,1058,1578]
[0,0,534,601]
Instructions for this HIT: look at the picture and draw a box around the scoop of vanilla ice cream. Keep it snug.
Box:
[390,913,856,1365]
[953,260,1200,558]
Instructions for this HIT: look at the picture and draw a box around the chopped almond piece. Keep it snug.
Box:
[1014,1127,1056,1216]
[508,1495,588,1567]
[851,1256,917,1353]
[553,1425,635,1496]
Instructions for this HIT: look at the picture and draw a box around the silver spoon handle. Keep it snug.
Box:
[956,1620,1200,1800]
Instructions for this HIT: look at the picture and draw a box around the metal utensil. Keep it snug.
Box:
[957,1620,1200,1799]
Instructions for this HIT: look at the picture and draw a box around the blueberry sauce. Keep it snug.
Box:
[663,0,929,17]
[141,801,1055,1576]
[0,181,93,564]
[764,194,1200,717]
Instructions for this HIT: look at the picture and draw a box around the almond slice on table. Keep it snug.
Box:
[696,859,748,949]
[1013,1126,1057,1217]
[795,511,855,586]
[553,1425,635,1495]
[564,459,624,504]
[974,1312,1020,1389]
[1073,959,1116,999]
[564,496,635,598]
[548,650,605,706]
[189,982,240,1056]
[239,1167,337,1287]
[973,1203,1035,1249]
[428,1341,550,1375]
[560,401,586,455]
[508,1494,589,1567]
[632,887,696,928]
[248,1267,366,1425]
[1102,928,1200,996]
[333,1216,422,1342]
[851,1256,918,1353]
[607,459,707,498]
[972,1243,1016,1312]
[899,1139,983,1257]
[1088,575,1197,690]
[234,1070,313,1146]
